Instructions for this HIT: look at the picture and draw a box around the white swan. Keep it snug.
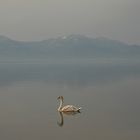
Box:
[57,96,81,112]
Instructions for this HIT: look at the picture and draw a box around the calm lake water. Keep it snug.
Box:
[0,60,140,140]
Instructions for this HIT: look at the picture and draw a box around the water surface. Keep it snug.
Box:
[0,61,140,140]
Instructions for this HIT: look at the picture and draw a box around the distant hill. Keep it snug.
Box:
[0,35,140,61]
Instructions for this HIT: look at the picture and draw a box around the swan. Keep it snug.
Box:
[57,96,81,112]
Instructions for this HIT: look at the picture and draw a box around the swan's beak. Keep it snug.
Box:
[57,96,60,100]
[57,96,63,100]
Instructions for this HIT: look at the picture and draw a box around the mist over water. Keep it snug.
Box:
[0,59,140,140]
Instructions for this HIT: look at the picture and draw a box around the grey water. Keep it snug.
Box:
[0,59,140,140]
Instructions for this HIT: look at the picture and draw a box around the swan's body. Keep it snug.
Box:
[57,96,81,112]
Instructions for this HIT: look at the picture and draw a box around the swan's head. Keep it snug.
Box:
[57,96,64,100]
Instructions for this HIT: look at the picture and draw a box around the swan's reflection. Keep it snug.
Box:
[57,111,80,127]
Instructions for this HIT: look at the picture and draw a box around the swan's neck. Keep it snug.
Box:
[58,99,63,111]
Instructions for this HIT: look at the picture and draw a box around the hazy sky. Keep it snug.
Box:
[0,0,140,44]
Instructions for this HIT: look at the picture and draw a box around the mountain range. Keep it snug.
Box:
[0,35,140,61]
